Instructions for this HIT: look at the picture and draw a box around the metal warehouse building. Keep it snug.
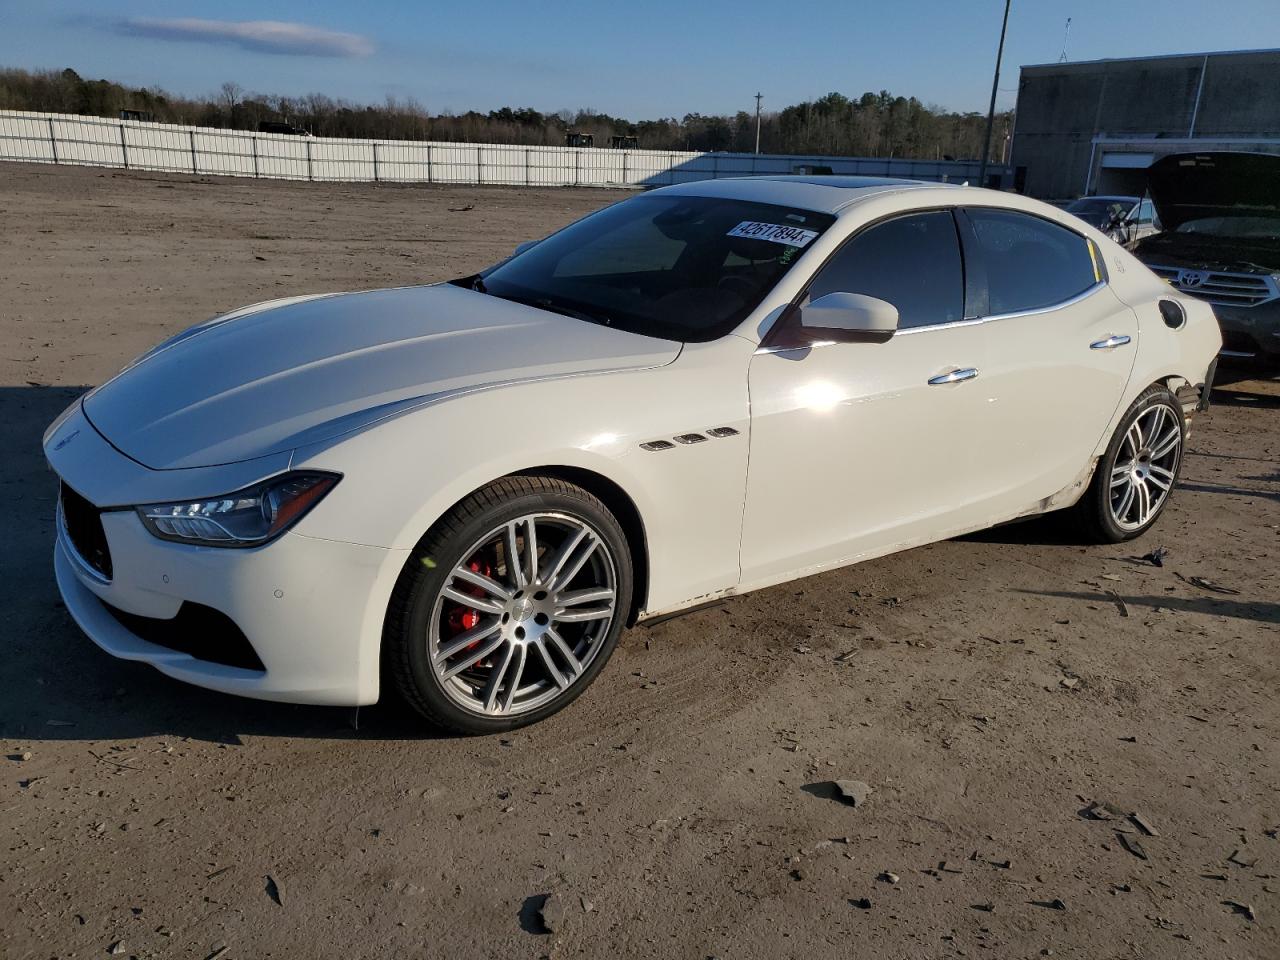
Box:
[1011,48,1280,201]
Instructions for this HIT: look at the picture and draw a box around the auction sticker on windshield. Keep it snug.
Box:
[727,221,819,247]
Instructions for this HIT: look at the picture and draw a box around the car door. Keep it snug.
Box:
[959,207,1136,511]
[739,209,995,588]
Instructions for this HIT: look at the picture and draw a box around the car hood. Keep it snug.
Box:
[83,284,681,470]
[1147,152,1280,232]
[1133,230,1280,272]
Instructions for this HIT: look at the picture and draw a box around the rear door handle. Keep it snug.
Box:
[1090,334,1132,350]
[928,367,979,385]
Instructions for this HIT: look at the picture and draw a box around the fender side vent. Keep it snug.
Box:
[639,440,675,452]
[673,433,708,444]
[706,426,739,438]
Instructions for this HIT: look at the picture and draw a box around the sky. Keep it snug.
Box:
[3,1,1279,119]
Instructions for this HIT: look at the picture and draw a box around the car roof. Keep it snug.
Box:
[652,175,955,215]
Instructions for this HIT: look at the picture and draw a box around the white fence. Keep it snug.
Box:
[0,110,1001,189]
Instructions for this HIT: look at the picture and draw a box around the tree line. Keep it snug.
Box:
[0,67,1012,161]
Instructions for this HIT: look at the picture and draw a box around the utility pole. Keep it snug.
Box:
[978,0,1011,189]
[754,92,762,154]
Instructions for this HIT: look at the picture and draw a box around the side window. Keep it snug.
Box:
[806,211,964,329]
[1137,199,1154,225]
[966,209,1100,315]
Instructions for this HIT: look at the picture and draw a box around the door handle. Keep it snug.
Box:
[928,367,979,385]
[1090,334,1132,350]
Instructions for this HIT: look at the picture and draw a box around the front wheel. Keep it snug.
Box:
[1074,384,1185,543]
[384,476,632,734]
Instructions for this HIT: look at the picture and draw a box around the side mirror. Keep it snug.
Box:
[513,239,539,257]
[799,292,899,343]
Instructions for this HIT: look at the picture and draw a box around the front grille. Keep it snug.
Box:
[59,483,112,580]
[1149,265,1279,308]
[103,600,266,672]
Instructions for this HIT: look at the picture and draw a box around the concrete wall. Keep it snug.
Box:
[0,110,1004,189]
[1012,49,1280,200]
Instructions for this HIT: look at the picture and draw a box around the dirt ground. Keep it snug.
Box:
[1,162,1277,960]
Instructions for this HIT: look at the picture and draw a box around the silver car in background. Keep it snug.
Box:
[1065,195,1159,246]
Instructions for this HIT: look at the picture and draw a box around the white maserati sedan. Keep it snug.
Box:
[45,176,1220,733]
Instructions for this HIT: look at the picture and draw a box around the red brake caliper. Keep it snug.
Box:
[446,557,492,665]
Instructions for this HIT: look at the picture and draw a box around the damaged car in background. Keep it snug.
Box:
[1064,194,1158,246]
[1133,151,1280,370]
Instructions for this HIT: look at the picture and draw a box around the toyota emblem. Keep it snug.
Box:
[1178,269,1207,289]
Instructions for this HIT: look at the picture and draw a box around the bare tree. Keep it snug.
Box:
[218,81,243,113]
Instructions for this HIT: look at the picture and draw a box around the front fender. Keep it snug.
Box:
[290,337,756,615]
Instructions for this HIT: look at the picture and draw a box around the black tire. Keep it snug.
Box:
[1073,384,1185,543]
[383,475,633,735]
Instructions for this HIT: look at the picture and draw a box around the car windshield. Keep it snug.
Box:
[1065,197,1133,227]
[473,195,835,342]
[1175,215,1280,239]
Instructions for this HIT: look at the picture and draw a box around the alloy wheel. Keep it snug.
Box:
[1108,402,1182,531]
[428,512,618,717]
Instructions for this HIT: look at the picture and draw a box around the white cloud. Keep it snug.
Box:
[117,17,375,58]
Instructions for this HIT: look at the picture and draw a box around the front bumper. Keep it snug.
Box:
[1211,301,1280,368]
[47,407,409,706]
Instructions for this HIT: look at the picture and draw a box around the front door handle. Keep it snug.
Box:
[928,367,979,386]
[1090,334,1132,350]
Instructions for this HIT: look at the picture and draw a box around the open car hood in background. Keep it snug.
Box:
[1147,152,1280,232]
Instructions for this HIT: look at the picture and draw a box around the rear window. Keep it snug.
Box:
[479,195,835,342]
[966,209,1100,315]
[1066,198,1130,228]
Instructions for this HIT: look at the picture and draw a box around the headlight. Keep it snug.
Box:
[136,472,340,547]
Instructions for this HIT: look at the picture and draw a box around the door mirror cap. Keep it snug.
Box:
[799,292,899,343]
[513,239,539,257]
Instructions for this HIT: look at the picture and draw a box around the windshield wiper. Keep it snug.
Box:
[449,273,488,293]
[532,298,613,326]
[489,293,612,327]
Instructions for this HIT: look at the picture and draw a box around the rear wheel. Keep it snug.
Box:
[384,476,632,734]
[1074,385,1185,543]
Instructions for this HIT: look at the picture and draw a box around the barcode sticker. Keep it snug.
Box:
[726,221,819,248]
